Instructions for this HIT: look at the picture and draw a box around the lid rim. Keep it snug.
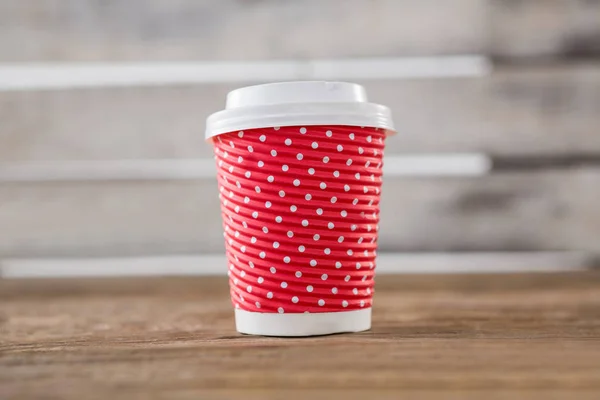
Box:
[206,101,395,139]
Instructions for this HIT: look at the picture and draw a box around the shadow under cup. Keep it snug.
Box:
[213,124,387,336]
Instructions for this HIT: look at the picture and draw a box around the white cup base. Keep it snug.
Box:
[234,308,372,337]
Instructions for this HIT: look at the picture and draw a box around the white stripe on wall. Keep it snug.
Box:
[0,154,492,183]
[0,56,492,91]
[1,252,590,279]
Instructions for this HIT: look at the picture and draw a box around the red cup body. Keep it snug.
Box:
[213,125,386,314]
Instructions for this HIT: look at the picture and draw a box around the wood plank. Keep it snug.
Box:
[1,169,599,257]
[1,64,598,162]
[490,0,600,60]
[0,0,486,61]
[1,273,600,399]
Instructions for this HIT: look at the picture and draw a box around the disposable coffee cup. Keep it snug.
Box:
[206,81,395,336]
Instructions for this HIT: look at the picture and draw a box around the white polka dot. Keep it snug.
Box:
[293,179,301,186]
[255,301,261,308]
[306,285,314,292]
[344,184,350,192]
[244,196,250,204]
[298,245,306,253]
[370,174,375,182]
[351,224,357,231]
[358,237,364,244]
[367,225,372,232]
[234,205,240,213]
[328,222,335,229]
[341,210,348,217]
[308,168,315,175]
[241,246,246,253]
[335,144,343,152]
[335,261,342,268]
[245,171,251,178]
[362,275,367,281]
[311,142,319,149]
[356,262,361,269]
[300,127,307,134]
[259,251,266,259]
[255,185,261,193]
[228,166,234,173]
[235,231,240,238]
[287,230,294,238]
[321,274,328,281]
[310,260,317,267]
[240,270,246,277]
[265,201,272,208]
[285,138,292,146]
[276,216,283,223]
[268,292,274,299]
[302,220,309,227]
[278,307,284,313]
[363,186,368,193]
[273,242,280,249]
[347,249,354,256]
[290,205,297,212]
[229,191,234,198]
[224,152,229,159]
[352,199,359,205]
[326,130,333,137]
[236,181,242,188]
[338,236,345,243]
[313,234,320,241]
[353,288,359,295]
[258,160,265,168]
[279,190,285,197]
[368,199,374,206]
[367,288,371,295]
[320,182,327,189]
[259,135,266,142]
[358,147,364,155]
[218,160,223,167]
[324,248,331,255]
[234,278,238,285]
[333,171,340,177]
[330,197,337,204]
[367,135,372,143]
[295,271,302,278]
[345,275,351,282]
[238,156,243,163]
[316,208,323,215]
[271,150,278,157]
[238,131,244,138]
[297,153,304,160]
[360,300,365,307]
[364,250,369,257]
[267,175,274,183]
[305,194,312,201]
[274,126,280,130]
[252,211,259,218]
[342,300,349,308]
[349,133,355,140]
[346,159,353,166]
[323,156,330,163]
[257,277,264,283]
[292,296,299,303]
[332,287,338,294]
[270,267,276,274]
[248,146,254,153]
[318,299,325,306]
[282,165,289,172]
[250,236,257,243]
[369,262,374,268]
[355,173,361,180]
[283,256,291,264]
[281,281,288,288]
[247,285,253,293]
[374,150,378,156]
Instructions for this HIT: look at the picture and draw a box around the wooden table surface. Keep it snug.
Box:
[2,272,600,399]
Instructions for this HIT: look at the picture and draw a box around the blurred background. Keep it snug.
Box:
[0,0,599,278]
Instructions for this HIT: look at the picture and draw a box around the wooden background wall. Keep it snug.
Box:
[0,0,599,260]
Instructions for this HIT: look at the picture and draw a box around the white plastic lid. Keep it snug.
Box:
[205,81,395,139]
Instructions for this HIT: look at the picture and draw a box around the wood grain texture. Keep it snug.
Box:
[1,272,600,399]
[1,169,599,257]
[1,64,598,162]
[0,0,486,61]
